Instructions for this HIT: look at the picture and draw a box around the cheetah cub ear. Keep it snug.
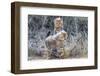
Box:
[61,31,68,39]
